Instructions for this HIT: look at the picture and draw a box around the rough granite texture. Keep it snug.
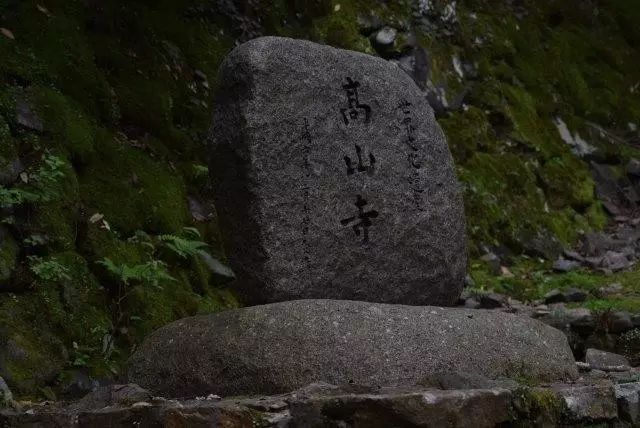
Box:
[209,36,466,306]
[126,300,578,397]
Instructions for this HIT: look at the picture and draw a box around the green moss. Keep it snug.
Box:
[35,251,112,341]
[31,159,80,251]
[460,152,546,251]
[79,130,188,235]
[312,4,371,53]
[7,1,116,123]
[439,107,495,161]
[540,156,594,209]
[122,276,198,344]
[32,86,96,163]
[0,251,111,398]
[82,224,147,266]
[0,322,67,397]
[0,116,11,144]
[0,231,18,283]
[513,387,564,425]
[585,202,607,231]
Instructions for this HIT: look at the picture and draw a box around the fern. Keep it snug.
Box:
[0,153,67,208]
[159,228,208,259]
[98,258,175,287]
[28,256,71,282]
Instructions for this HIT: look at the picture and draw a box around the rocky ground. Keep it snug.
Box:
[1,359,639,427]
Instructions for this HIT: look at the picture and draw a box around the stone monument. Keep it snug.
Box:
[127,37,577,398]
[210,36,466,306]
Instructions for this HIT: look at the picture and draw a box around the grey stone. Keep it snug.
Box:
[567,308,595,334]
[615,382,640,424]
[632,314,640,328]
[581,232,616,257]
[72,384,153,411]
[15,97,44,132]
[0,376,12,407]
[417,372,518,390]
[463,273,475,288]
[564,287,587,303]
[608,311,634,334]
[373,26,397,47]
[563,249,585,262]
[522,230,564,260]
[627,158,640,177]
[534,306,596,337]
[479,252,501,275]
[585,349,631,371]
[601,250,632,271]
[463,297,481,309]
[289,387,513,428]
[0,157,23,187]
[210,37,466,306]
[126,299,578,397]
[479,292,506,309]
[598,282,624,298]
[197,252,235,282]
[552,258,581,272]
[395,47,430,90]
[543,289,566,304]
[60,369,100,398]
[425,81,449,116]
[552,383,618,422]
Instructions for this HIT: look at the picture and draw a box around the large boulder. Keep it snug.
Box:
[209,36,466,306]
[127,300,578,397]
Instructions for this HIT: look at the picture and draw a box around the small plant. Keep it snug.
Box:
[98,258,175,288]
[98,257,175,330]
[27,256,71,282]
[192,164,209,178]
[28,154,67,201]
[159,227,208,259]
[23,234,48,247]
[71,341,91,368]
[0,153,67,208]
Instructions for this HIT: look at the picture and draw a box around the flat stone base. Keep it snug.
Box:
[126,299,578,397]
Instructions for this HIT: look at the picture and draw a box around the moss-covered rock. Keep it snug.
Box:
[513,387,565,425]
[79,130,188,235]
[0,251,111,397]
[32,86,96,164]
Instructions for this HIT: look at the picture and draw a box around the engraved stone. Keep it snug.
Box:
[210,37,466,305]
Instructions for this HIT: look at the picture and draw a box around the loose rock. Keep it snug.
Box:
[544,289,566,304]
[552,383,618,422]
[564,288,587,303]
[0,377,12,407]
[608,311,634,334]
[585,349,631,372]
[615,382,640,424]
[552,258,581,273]
[15,96,44,132]
[479,292,506,309]
[290,387,513,428]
